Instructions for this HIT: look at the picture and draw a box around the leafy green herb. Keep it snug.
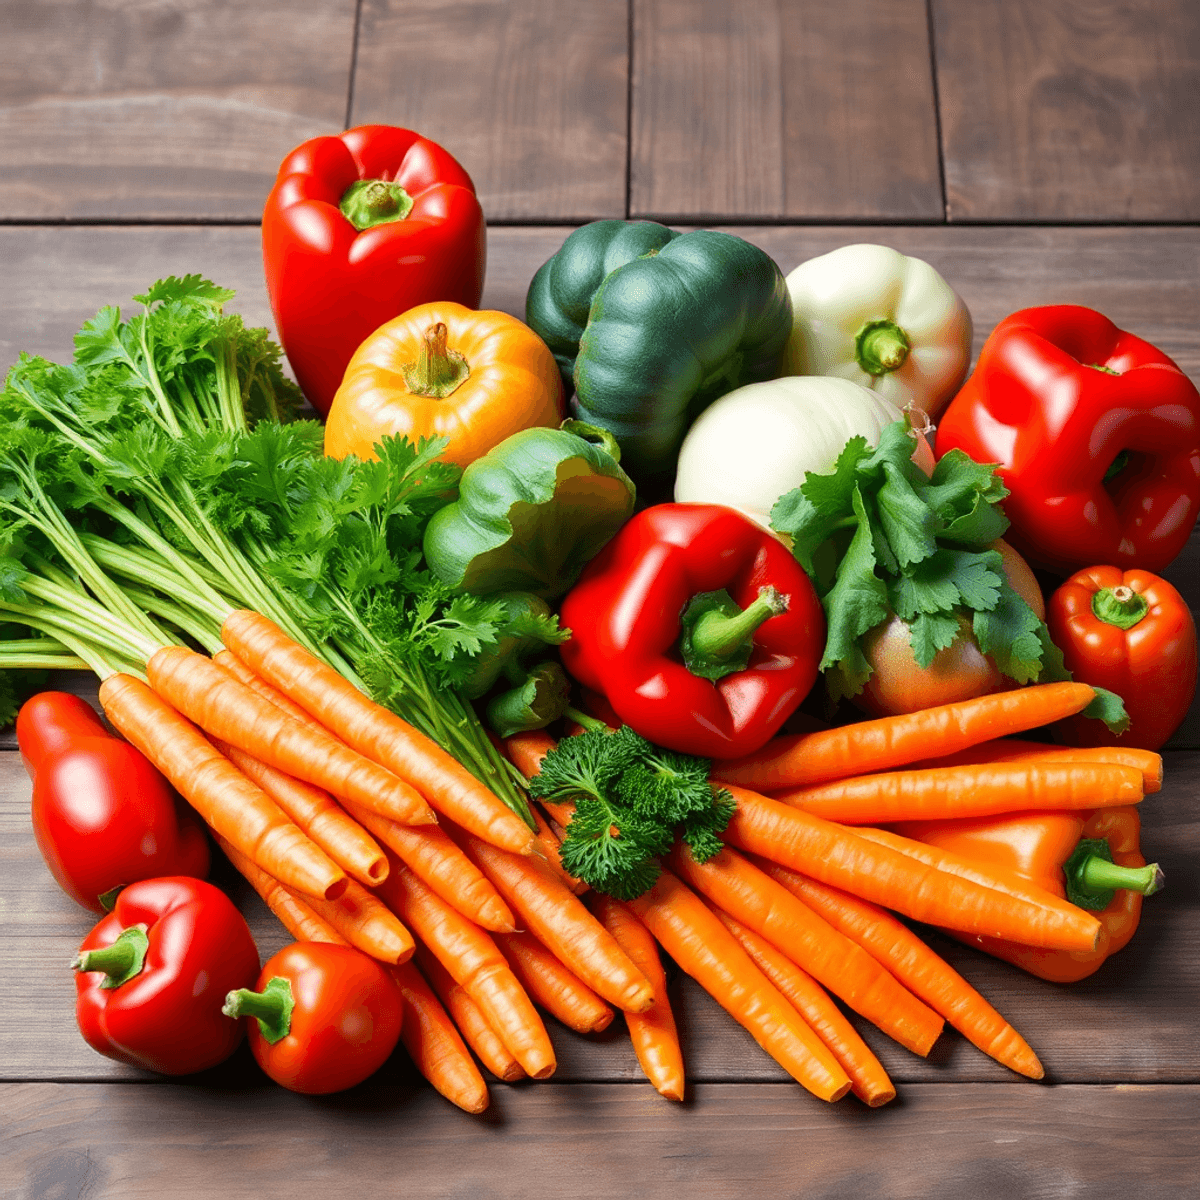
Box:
[770,420,1128,733]
[527,726,734,899]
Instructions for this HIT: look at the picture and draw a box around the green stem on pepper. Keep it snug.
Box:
[403,323,470,399]
[679,586,787,681]
[222,977,294,1044]
[1091,584,1149,631]
[855,318,910,375]
[72,924,150,989]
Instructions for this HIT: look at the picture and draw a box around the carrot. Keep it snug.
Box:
[99,673,347,902]
[377,852,556,1079]
[725,784,1102,952]
[344,801,516,933]
[706,902,895,1107]
[627,869,851,1102]
[146,644,436,827]
[503,732,577,827]
[712,682,1098,791]
[498,930,615,1034]
[216,835,350,947]
[852,822,1107,939]
[907,738,1163,794]
[215,650,516,933]
[221,609,537,856]
[414,944,525,1082]
[591,895,685,1102]
[530,805,588,895]
[390,961,490,1113]
[448,823,654,1014]
[670,844,943,1056]
[213,648,317,726]
[772,760,1143,824]
[302,878,415,965]
[212,739,388,887]
[750,858,1044,1080]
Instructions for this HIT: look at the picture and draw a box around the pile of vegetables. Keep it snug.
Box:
[3,123,1198,1114]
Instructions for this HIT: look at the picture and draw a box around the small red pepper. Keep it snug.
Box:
[1049,567,1197,751]
[935,305,1200,573]
[262,125,486,417]
[558,503,825,758]
[19,692,210,913]
[73,877,259,1074]
[894,807,1162,982]
[223,942,404,1094]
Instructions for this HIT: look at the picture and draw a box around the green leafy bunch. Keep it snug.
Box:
[770,419,1062,701]
[526,726,736,900]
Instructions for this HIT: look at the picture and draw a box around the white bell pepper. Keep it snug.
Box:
[784,243,973,421]
[673,375,934,529]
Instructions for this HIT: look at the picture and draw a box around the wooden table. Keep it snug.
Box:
[3,4,1198,1197]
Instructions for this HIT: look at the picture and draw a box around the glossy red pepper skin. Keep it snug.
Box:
[262,125,486,417]
[559,503,825,758]
[18,693,210,913]
[74,877,259,1074]
[239,943,404,1095]
[894,807,1149,982]
[935,305,1200,573]
[1049,567,1197,751]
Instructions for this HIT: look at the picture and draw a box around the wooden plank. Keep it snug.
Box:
[3,1080,1198,1198]
[932,0,1200,221]
[349,1,628,222]
[0,1,357,221]
[3,747,1196,1084]
[630,0,942,220]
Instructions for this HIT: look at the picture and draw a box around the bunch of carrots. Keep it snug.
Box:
[78,601,1164,1110]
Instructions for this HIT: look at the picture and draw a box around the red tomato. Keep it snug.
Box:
[232,943,404,1095]
[20,692,210,913]
[855,540,1046,717]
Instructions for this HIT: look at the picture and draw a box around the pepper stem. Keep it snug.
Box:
[854,318,911,376]
[222,976,294,1044]
[680,586,788,682]
[1064,837,1164,910]
[1078,855,1164,897]
[563,705,610,733]
[1092,584,1148,631]
[339,178,415,230]
[403,323,471,399]
[71,923,149,989]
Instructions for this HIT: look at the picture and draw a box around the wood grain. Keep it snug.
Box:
[932,0,1200,220]
[630,0,942,220]
[350,0,628,221]
[0,0,358,221]
[3,1080,1197,1199]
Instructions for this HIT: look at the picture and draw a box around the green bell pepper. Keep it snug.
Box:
[423,420,635,599]
[525,220,793,486]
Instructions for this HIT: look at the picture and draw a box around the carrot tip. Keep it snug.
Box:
[828,1082,854,1103]
[865,1089,898,1107]
[324,876,350,902]
[500,1065,527,1082]
[529,1062,557,1080]
[590,1010,616,1034]
[657,1086,685,1102]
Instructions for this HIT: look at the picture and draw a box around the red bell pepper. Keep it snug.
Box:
[73,877,259,1074]
[558,503,825,758]
[893,807,1162,982]
[223,941,404,1094]
[262,125,486,417]
[19,692,210,913]
[1049,566,1197,751]
[935,305,1200,573]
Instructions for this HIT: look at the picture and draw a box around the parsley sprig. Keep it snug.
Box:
[527,718,736,900]
[770,420,1128,731]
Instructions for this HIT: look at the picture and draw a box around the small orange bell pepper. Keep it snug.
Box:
[324,300,563,468]
[892,806,1163,982]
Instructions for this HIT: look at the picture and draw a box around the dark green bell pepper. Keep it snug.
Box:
[422,420,635,599]
[525,220,793,485]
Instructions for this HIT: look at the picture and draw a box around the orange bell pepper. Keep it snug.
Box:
[324,300,563,468]
[892,807,1163,982]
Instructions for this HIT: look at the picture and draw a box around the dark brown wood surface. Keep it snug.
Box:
[351,0,629,221]
[3,1,1200,1194]
[933,0,1200,221]
[630,0,943,220]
